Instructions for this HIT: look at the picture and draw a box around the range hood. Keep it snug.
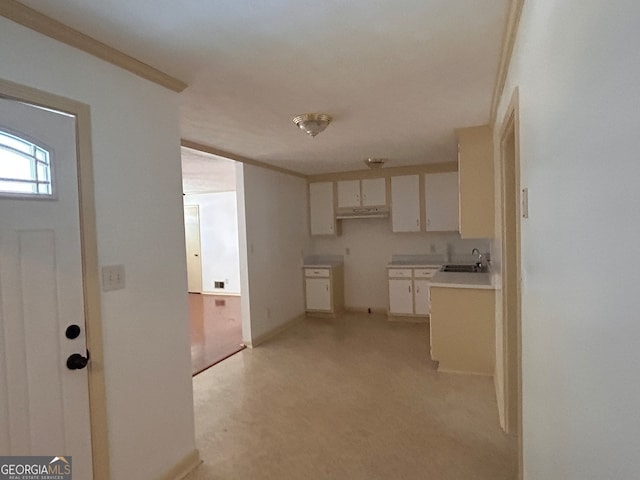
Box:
[335,206,390,219]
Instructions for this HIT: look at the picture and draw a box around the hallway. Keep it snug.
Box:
[188,313,516,479]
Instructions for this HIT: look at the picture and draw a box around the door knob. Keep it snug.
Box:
[66,352,89,370]
[65,324,81,339]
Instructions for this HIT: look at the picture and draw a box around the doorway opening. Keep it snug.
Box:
[499,88,523,477]
[181,146,246,375]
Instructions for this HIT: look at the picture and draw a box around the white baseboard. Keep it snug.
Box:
[157,449,201,480]
[345,306,387,315]
[200,291,241,297]
[437,367,494,377]
[243,313,306,348]
[387,314,429,323]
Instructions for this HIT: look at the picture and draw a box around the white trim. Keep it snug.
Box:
[199,291,241,297]
[156,449,201,480]
[243,313,305,348]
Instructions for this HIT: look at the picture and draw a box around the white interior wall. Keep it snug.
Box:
[237,164,310,342]
[0,18,196,480]
[496,1,640,478]
[312,221,489,310]
[184,192,241,294]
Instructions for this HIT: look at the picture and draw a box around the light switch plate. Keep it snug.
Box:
[102,265,125,291]
[521,188,529,218]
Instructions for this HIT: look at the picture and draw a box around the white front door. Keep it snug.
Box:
[184,205,203,293]
[0,97,93,478]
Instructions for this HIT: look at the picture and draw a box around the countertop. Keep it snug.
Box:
[303,262,343,268]
[429,271,495,290]
[387,262,442,268]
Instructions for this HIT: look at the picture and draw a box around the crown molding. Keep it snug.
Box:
[181,139,307,179]
[307,161,457,183]
[489,0,525,124]
[0,0,188,92]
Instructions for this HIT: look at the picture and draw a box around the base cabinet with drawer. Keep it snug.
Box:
[304,265,344,315]
[387,267,440,319]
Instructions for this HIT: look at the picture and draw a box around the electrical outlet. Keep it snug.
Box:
[101,265,125,292]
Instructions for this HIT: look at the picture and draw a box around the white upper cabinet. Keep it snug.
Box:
[337,180,360,208]
[391,175,420,232]
[424,172,459,232]
[361,178,387,206]
[309,182,336,236]
[338,178,387,208]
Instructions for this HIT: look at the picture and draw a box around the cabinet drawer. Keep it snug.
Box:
[387,268,412,278]
[414,268,440,279]
[305,268,330,278]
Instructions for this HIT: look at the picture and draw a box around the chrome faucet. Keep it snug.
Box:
[471,248,485,272]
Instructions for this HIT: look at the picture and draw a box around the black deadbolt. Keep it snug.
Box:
[65,324,81,339]
[66,353,89,370]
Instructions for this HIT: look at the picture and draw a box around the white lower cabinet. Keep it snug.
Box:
[413,279,431,315]
[388,279,414,314]
[305,278,331,311]
[304,265,344,315]
[388,267,439,318]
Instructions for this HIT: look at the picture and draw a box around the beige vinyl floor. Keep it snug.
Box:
[187,313,517,480]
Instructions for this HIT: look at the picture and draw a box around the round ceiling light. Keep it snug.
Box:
[292,113,332,138]
[364,158,387,169]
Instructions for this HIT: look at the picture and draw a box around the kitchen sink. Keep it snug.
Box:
[441,264,482,273]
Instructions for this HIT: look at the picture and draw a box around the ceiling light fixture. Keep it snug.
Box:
[292,113,332,138]
[364,158,386,169]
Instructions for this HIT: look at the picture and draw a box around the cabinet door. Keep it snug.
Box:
[457,126,494,238]
[391,175,421,232]
[309,182,335,235]
[361,178,387,206]
[413,280,430,316]
[388,279,414,314]
[337,180,361,208]
[305,278,331,311]
[424,172,459,232]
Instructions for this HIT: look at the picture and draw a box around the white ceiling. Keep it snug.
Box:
[181,147,236,195]
[19,0,510,175]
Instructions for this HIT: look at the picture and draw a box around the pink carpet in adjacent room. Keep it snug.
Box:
[188,293,245,375]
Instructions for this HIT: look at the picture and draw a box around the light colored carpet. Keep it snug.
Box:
[187,313,517,480]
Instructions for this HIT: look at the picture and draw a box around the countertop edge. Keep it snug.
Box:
[429,282,496,290]
[386,264,443,268]
[303,264,343,268]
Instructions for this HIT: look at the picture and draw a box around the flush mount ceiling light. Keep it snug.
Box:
[292,113,332,138]
[364,158,386,169]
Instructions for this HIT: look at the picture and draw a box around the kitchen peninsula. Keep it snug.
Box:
[429,270,495,375]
